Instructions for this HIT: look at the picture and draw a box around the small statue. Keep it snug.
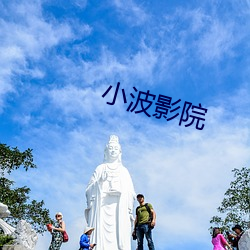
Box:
[13,220,38,250]
[0,203,38,250]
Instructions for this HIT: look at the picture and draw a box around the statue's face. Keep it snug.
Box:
[107,142,121,160]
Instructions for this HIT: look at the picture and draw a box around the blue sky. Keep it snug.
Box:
[1,0,250,249]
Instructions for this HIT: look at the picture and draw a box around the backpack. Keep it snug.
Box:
[136,203,154,229]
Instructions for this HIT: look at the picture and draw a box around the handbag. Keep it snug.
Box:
[46,224,52,232]
[62,231,69,242]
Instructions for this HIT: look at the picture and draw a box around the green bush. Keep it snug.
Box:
[0,234,14,246]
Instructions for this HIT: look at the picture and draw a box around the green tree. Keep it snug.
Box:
[210,167,250,232]
[0,143,52,233]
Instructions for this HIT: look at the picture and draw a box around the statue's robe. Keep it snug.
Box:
[85,163,135,250]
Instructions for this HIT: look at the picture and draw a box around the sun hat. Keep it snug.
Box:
[55,212,63,218]
[84,227,95,234]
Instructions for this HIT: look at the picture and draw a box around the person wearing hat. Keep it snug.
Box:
[133,194,156,250]
[230,225,244,250]
[48,212,66,250]
[79,227,96,250]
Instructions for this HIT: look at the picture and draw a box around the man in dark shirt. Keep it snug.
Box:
[230,224,244,250]
[133,194,156,250]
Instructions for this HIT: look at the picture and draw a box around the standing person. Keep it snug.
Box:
[79,227,96,250]
[231,225,244,250]
[85,135,136,250]
[211,227,232,250]
[226,231,238,249]
[48,212,66,250]
[133,194,156,250]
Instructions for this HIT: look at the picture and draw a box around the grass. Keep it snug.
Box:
[0,234,14,247]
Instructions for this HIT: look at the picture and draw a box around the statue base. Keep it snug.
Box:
[1,245,26,250]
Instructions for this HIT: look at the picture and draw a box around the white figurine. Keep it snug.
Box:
[0,203,37,250]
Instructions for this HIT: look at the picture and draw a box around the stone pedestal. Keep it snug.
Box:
[238,229,250,250]
[2,246,26,250]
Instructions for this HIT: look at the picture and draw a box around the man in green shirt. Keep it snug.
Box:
[133,194,156,250]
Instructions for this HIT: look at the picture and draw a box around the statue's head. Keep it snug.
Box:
[104,135,122,163]
[0,202,10,218]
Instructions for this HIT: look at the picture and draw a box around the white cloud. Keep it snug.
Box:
[81,47,127,85]
[0,1,74,110]
[73,0,87,9]
[159,7,241,67]
[127,42,158,84]
[48,84,125,121]
[80,45,158,86]
[189,8,210,33]
[196,20,235,63]
[0,2,73,58]
[112,0,148,26]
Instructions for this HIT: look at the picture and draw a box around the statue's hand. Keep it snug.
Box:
[101,171,108,181]
[129,213,135,222]
[88,201,93,208]
[86,195,95,208]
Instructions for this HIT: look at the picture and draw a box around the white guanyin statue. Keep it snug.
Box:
[85,135,136,250]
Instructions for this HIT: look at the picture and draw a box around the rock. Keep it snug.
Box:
[2,245,26,250]
[238,229,250,250]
